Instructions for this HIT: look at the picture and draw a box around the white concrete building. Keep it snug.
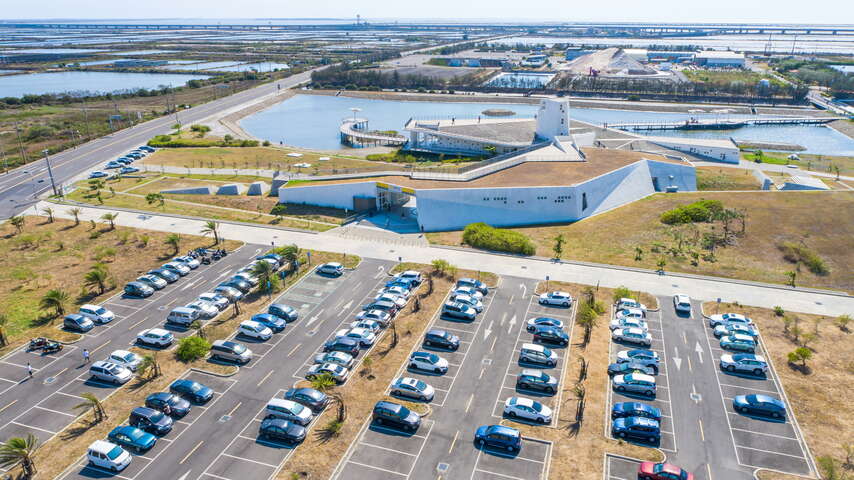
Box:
[695,51,746,68]
[643,136,741,164]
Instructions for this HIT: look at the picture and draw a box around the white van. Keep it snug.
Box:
[265,398,313,425]
[166,306,200,326]
[89,361,133,385]
[87,440,132,472]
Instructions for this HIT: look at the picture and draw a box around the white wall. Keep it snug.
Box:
[277,181,377,210]
[536,99,570,141]
[647,138,740,164]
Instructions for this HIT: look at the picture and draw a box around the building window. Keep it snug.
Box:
[582,193,588,211]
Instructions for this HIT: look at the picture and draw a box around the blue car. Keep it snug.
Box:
[268,303,298,322]
[120,166,140,174]
[611,402,662,422]
[733,394,786,420]
[252,313,287,333]
[612,416,661,443]
[474,424,521,453]
[108,425,156,453]
[169,379,213,403]
[532,325,569,346]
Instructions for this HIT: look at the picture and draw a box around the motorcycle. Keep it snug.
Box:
[201,256,211,265]
[28,337,49,351]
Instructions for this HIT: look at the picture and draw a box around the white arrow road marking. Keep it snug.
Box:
[176,471,191,480]
[672,347,682,371]
[374,266,385,279]
[337,300,353,316]
[519,283,527,298]
[305,309,324,328]
[499,312,507,327]
[695,341,704,364]
[483,320,494,340]
[690,384,703,404]
[507,315,517,334]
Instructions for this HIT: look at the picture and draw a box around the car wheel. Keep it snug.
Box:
[508,411,516,418]
[649,436,657,443]
[618,432,627,438]
[506,445,514,452]
[477,438,484,447]
[771,412,782,419]
[409,363,417,370]
[548,361,555,367]
[727,365,736,372]
[425,340,432,346]
[546,386,554,393]
[536,417,545,424]
[519,383,529,389]
[645,390,653,397]
[375,418,383,425]
[753,369,763,376]
[561,340,567,346]
[563,302,569,307]
[407,424,416,432]
[420,395,427,401]
[740,406,749,414]
[111,466,118,472]
[434,368,442,374]
[616,386,625,392]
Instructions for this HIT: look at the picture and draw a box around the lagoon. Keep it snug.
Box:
[0,71,209,97]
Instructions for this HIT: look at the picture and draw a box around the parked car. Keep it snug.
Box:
[238,320,273,341]
[136,328,174,347]
[362,299,398,316]
[374,292,407,309]
[350,319,381,333]
[474,425,521,453]
[79,304,115,324]
[214,285,243,302]
[313,351,355,369]
[616,349,660,372]
[323,337,360,356]
[64,313,94,332]
[145,392,191,417]
[210,340,252,364]
[126,152,144,159]
[733,394,786,419]
[713,322,758,339]
[252,313,286,333]
[306,363,349,383]
[609,317,649,332]
[137,274,167,290]
[198,292,230,310]
[220,279,250,293]
[396,270,423,286]
[519,343,557,367]
[284,388,329,412]
[390,377,435,402]
[115,157,133,165]
[612,416,660,443]
[173,255,200,269]
[268,303,298,322]
[638,462,694,480]
[259,418,306,444]
[317,262,344,276]
[373,401,421,432]
[88,171,109,179]
[124,281,154,298]
[381,285,410,299]
[517,369,558,394]
[532,325,569,346]
[539,291,573,307]
[457,277,488,295]
[165,306,200,327]
[89,361,133,385]
[408,351,449,374]
[264,398,313,426]
[138,146,155,153]
[336,327,376,347]
[185,300,219,319]
[104,161,123,169]
[107,350,142,372]
[608,361,655,377]
[672,294,692,314]
[442,301,477,321]
[612,373,656,397]
[170,379,214,403]
[719,353,768,376]
[617,298,647,312]
[526,317,564,333]
[162,261,190,276]
[356,309,391,327]
[423,329,459,351]
[129,407,173,435]
[257,253,283,267]
[504,396,552,424]
[612,328,653,346]
[708,312,753,328]
[452,286,483,301]
[232,272,258,286]
[107,425,156,454]
[720,333,757,353]
[450,293,482,313]
[86,440,132,472]
[148,268,179,283]
[611,402,662,422]
[615,307,645,320]
[119,166,140,174]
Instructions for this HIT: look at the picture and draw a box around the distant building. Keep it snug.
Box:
[565,47,594,61]
[779,175,830,191]
[520,54,548,67]
[695,51,746,68]
[623,48,649,63]
[642,136,740,164]
[646,51,695,63]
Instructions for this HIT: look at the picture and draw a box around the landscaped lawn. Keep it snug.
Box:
[741,151,854,177]
[427,191,854,292]
[697,166,761,190]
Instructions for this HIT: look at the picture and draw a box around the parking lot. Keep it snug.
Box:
[334,277,556,480]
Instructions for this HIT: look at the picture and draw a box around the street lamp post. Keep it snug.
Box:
[41,149,59,197]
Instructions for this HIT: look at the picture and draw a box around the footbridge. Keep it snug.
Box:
[339,118,408,147]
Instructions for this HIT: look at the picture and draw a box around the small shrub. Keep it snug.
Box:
[660,199,723,225]
[773,306,785,317]
[612,286,635,304]
[175,336,211,362]
[462,222,535,255]
[89,230,102,239]
[777,241,829,275]
[138,234,150,247]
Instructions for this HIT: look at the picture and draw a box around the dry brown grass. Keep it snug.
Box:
[696,166,761,191]
[427,191,854,292]
[702,302,853,480]
[141,146,383,173]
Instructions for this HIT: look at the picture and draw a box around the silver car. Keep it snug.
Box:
[720,353,768,375]
[612,328,652,346]
[451,293,483,313]
[313,351,355,369]
[612,373,656,396]
[185,300,219,319]
[106,350,143,372]
[198,292,230,310]
[306,363,349,383]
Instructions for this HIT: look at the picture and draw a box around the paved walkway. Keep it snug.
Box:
[24,201,852,317]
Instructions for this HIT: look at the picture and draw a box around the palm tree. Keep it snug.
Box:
[40,289,69,318]
[84,264,109,295]
[137,354,161,379]
[0,314,8,347]
[41,207,54,223]
[145,193,165,209]
[0,433,39,477]
[8,216,24,235]
[250,260,276,297]
[100,212,118,230]
[328,392,347,423]
[309,372,336,393]
[68,207,82,226]
[201,220,220,245]
[165,234,181,255]
[73,392,108,423]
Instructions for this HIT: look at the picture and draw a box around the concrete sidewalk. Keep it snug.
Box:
[25,201,853,317]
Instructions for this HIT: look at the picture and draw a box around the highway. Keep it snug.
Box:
[0,68,315,219]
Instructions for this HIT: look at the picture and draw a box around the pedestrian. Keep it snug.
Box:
[26,363,32,378]
[83,349,90,364]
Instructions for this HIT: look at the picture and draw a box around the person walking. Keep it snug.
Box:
[26,363,32,378]
[83,349,90,364]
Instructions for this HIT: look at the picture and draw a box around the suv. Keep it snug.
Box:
[64,313,94,332]
[617,349,660,372]
[532,325,569,346]
[474,425,521,453]
[268,303,298,322]
[672,294,692,314]
[317,262,344,276]
[145,393,191,417]
[519,343,557,367]
[89,361,133,385]
[423,329,459,351]
[137,274,167,290]
[612,373,656,397]
[396,270,423,286]
[162,262,190,277]
[617,298,647,312]
[456,277,488,295]
[238,320,273,341]
[612,416,661,443]
[148,268,179,283]
[86,440,131,473]
[284,388,329,412]
[214,285,243,302]
[129,407,173,435]
[709,312,753,328]
[720,353,767,376]
[373,401,421,432]
[611,402,662,422]
[322,337,360,356]
[517,369,558,394]
[137,328,174,347]
[124,282,154,298]
[408,351,448,374]
[265,398,313,426]
[442,301,477,321]
[210,340,252,364]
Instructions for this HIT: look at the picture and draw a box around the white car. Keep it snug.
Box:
[709,312,753,328]
[163,261,190,276]
[313,351,355,369]
[390,377,435,402]
[306,362,350,383]
[451,293,483,312]
[452,286,483,301]
[185,300,219,319]
[673,294,692,314]
[539,291,573,307]
[336,327,376,347]
[396,270,423,285]
[408,351,449,373]
[198,292,230,310]
[615,308,645,320]
[350,319,382,333]
[137,328,173,347]
[617,298,647,312]
[504,396,553,424]
[265,398,313,426]
[239,320,273,341]
[87,440,131,472]
[374,293,407,309]
[79,304,115,324]
[106,350,143,371]
[356,309,391,327]
[609,317,649,331]
[173,256,200,269]
[233,272,259,287]
[381,285,411,299]
[612,328,652,346]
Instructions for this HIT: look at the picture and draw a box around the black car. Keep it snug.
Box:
[220,279,251,294]
[269,303,298,322]
[423,329,460,351]
[323,337,360,356]
[363,300,398,316]
[372,401,421,432]
[148,268,179,283]
[284,388,329,413]
[608,361,655,377]
[129,407,173,435]
[259,418,306,444]
[123,282,153,298]
[532,325,569,346]
[145,393,191,417]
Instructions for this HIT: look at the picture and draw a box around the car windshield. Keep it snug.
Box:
[531,402,543,412]
[231,343,246,353]
[187,383,201,392]
[166,396,180,406]
[120,353,134,362]
[107,366,123,375]
[106,445,124,460]
[415,380,427,390]
[95,307,107,315]
[150,411,165,422]
[425,353,438,363]
[290,403,304,414]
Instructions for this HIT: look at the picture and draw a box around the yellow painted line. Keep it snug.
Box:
[490,337,497,351]
[0,399,18,414]
[228,402,242,417]
[464,394,474,413]
[129,317,148,329]
[287,343,301,357]
[478,368,485,380]
[91,340,112,353]
[54,367,68,378]
[698,419,705,442]
[179,440,204,464]
[448,430,459,454]
[257,370,274,387]
[687,356,693,372]
[706,463,713,480]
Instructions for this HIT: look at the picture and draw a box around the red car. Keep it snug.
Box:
[638,462,693,480]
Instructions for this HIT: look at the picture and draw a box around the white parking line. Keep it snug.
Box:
[220,453,279,469]
[347,460,407,477]
[735,444,807,460]
[360,441,418,457]
[474,468,528,480]
[731,427,799,441]
[718,382,781,395]
[11,421,54,434]
[32,405,76,417]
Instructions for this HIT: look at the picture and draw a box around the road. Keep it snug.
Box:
[0,69,315,220]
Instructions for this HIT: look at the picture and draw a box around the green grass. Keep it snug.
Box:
[683,69,785,87]
[741,151,854,177]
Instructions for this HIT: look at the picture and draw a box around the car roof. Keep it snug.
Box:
[146,328,170,336]
[522,343,546,351]
[521,369,546,377]
[509,396,534,407]
[627,416,658,427]
[626,373,656,383]
[729,333,754,341]
[110,349,134,358]
[132,406,159,416]
[89,440,118,454]
[748,394,784,405]
[487,424,520,436]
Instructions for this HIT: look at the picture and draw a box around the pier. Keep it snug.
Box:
[339,118,408,148]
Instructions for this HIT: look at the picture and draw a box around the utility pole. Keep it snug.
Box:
[42,149,59,197]
[14,122,27,165]
[81,105,91,139]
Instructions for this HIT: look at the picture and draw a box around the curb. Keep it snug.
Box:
[431,244,851,298]
[190,366,239,378]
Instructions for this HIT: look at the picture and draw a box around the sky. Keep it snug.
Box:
[1,0,852,24]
